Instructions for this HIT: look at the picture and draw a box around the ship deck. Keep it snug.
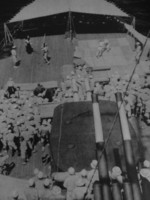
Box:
[1,32,150,178]
[0,33,147,88]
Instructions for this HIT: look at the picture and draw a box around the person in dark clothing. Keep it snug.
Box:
[146,49,150,61]
[5,78,17,98]
[0,135,3,152]
[33,83,45,96]
[25,35,33,54]
[5,86,16,98]
[43,88,56,102]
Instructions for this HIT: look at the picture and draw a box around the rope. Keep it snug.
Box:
[65,12,76,42]
[84,29,150,199]
[71,13,76,39]
[0,22,22,52]
[0,38,5,50]
[4,24,13,44]
[4,24,8,45]
[56,103,64,172]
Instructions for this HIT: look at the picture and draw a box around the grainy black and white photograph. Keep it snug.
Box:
[0,0,150,199]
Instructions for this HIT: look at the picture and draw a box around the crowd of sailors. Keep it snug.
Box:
[1,63,150,198]
[0,78,52,167]
[5,158,150,200]
[53,61,150,127]
[1,37,150,199]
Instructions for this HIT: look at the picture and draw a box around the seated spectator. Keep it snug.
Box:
[5,78,17,98]
[33,83,45,96]
[87,160,99,192]
[80,169,88,186]
[43,88,56,102]
[24,178,39,200]
[10,190,24,200]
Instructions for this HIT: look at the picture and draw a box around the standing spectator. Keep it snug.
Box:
[39,178,53,199]
[6,130,17,156]
[11,45,21,69]
[24,179,39,200]
[140,160,150,200]
[20,136,27,165]
[135,42,142,64]
[80,169,88,186]
[72,179,87,200]
[64,167,79,200]
[25,35,33,54]
[87,160,99,195]
[36,171,46,191]
[96,39,110,58]
[96,40,104,58]
[103,39,111,52]
[10,190,24,200]
[40,120,50,152]
[41,42,51,64]
[0,134,3,152]
[146,48,150,61]
[88,160,99,182]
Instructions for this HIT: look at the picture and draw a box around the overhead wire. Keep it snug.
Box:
[84,29,150,199]
[0,22,22,52]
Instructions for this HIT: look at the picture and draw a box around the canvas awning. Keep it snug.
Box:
[9,0,128,23]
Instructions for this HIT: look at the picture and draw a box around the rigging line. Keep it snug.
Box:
[42,34,46,45]
[0,22,21,52]
[4,24,7,45]
[69,12,72,36]
[84,29,150,199]
[56,103,64,172]
[0,38,5,47]
[7,26,14,42]
[71,14,76,33]
[5,25,12,44]
[71,13,76,40]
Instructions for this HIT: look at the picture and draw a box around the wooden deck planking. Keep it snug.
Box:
[6,143,50,179]
[0,33,135,88]
[0,35,74,88]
